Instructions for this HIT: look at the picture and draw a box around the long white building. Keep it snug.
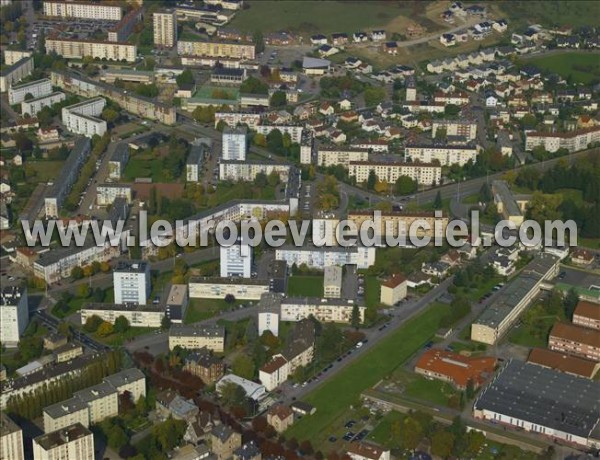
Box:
[525,127,600,153]
[0,286,29,348]
[43,1,122,20]
[46,38,137,63]
[219,160,292,182]
[8,78,52,105]
[61,98,107,138]
[348,161,442,186]
[281,297,365,324]
[404,144,479,166]
[21,92,66,116]
[275,245,376,270]
[256,125,303,144]
[0,56,33,93]
[317,147,369,167]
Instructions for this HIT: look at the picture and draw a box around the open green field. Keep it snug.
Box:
[184,298,243,324]
[287,275,323,297]
[195,85,239,100]
[390,368,460,406]
[286,303,447,444]
[501,1,600,29]
[124,154,171,182]
[25,161,65,183]
[228,1,443,35]
[367,411,404,446]
[522,52,600,85]
[364,275,380,308]
[95,327,155,346]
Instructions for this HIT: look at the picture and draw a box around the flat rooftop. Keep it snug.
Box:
[169,324,225,338]
[34,423,91,450]
[167,284,188,306]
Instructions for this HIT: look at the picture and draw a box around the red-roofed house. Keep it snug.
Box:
[266,404,294,433]
[347,442,390,460]
[571,248,594,267]
[415,349,497,390]
[380,274,407,306]
[573,300,600,331]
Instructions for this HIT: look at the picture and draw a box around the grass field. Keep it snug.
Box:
[184,298,243,324]
[522,52,600,85]
[229,1,444,35]
[367,411,404,446]
[364,275,380,308]
[124,154,171,182]
[500,1,600,29]
[25,161,65,183]
[391,368,460,406]
[286,303,447,444]
[287,275,324,297]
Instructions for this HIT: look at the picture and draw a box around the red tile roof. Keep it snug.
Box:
[415,349,496,388]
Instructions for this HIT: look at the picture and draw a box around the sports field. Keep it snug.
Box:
[286,303,447,444]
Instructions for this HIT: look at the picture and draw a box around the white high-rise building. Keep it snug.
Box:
[220,240,252,278]
[221,127,247,161]
[113,261,151,305]
[0,412,24,460]
[153,10,177,47]
[33,423,94,460]
[61,98,107,138]
[0,286,29,348]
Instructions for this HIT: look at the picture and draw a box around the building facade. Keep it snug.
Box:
[405,144,478,166]
[43,1,122,20]
[153,10,177,47]
[113,261,151,305]
[8,78,52,105]
[281,297,365,324]
[0,412,24,460]
[21,92,66,116]
[61,98,107,138]
[46,38,136,62]
[169,325,225,352]
[0,286,29,348]
[177,40,256,60]
[33,423,94,460]
[348,161,442,186]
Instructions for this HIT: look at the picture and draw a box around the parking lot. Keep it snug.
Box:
[559,266,600,290]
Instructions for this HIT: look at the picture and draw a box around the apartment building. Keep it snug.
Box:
[186,141,209,182]
[222,126,247,160]
[347,210,448,240]
[405,143,479,166]
[96,184,132,206]
[8,78,52,104]
[471,254,560,344]
[44,137,91,217]
[0,56,33,93]
[0,286,29,348]
[113,261,151,305]
[103,368,146,403]
[275,245,376,270]
[256,125,303,144]
[177,40,256,60]
[74,382,118,424]
[188,277,270,300]
[153,10,177,47]
[258,293,281,337]
[317,147,369,167]
[21,92,66,116]
[211,67,247,85]
[220,241,252,278]
[527,348,600,379]
[219,160,292,182]
[61,98,107,137]
[80,303,164,328]
[51,70,176,125]
[108,143,129,180]
[281,297,366,324]
[347,443,390,460]
[33,241,121,284]
[214,112,261,129]
[33,423,94,460]
[431,119,477,141]
[573,300,600,330]
[43,1,122,20]
[259,320,315,390]
[108,7,142,43]
[0,412,24,460]
[3,50,32,66]
[211,425,242,460]
[525,127,600,153]
[183,350,225,384]
[348,161,442,186]
[43,398,90,433]
[169,325,226,352]
[46,38,137,63]
[380,274,407,306]
[267,405,294,434]
[324,265,342,298]
[549,323,600,361]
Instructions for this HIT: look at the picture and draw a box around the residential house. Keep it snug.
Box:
[380,274,407,306]
[210,425,242,460]
[347,442,391,460]
[267,404,294,433]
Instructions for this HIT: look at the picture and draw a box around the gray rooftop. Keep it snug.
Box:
[103,367,145,389]
[492,180,521,218]
[110,143,129,163]
[74,381,116,404]
[34,423,91,450]
[169,324,225,338]
[475,360,600,438]
[0,412,21,437]
[44,397,88,419]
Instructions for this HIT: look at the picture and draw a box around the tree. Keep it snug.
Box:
[444,104,461,116]
[395,175,417,195]
[400,416,423,450]
[76,284,90,298]
[161,315,171,330]
[114,315,130,334]
[220,381,247,408]
[434,190,443,209]
[267,170,280,186]
[224,294,236,304]
[363,86,386,107]
[254,171,268,187]
[240,76,269,95]
[96,322,114,337]
[71,266,84,280]
[232,353,255,379]
[367,169,377,191]
[102,107,119,123]
[253,30,265,54]
[563,288,579,320]
[350,304,361,329]
[84,315,104,333]
[270,91,287,108]
[176,69,195,87]
[13,132,32,152]
[431,430,455,458]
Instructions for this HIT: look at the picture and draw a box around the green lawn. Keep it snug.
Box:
[184,298,243,324]
[195,85,239,100]
[228,1,430,35]
[392,368,460,406]
[522,51,600,85]
[286,303,447,445]
[364,275,380,308]
[25,161,65,183]
[95,327,155,346]
[367,411,404,446]
[287,275,324,298]
[124,154,173,182]
[501,1,600,29]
